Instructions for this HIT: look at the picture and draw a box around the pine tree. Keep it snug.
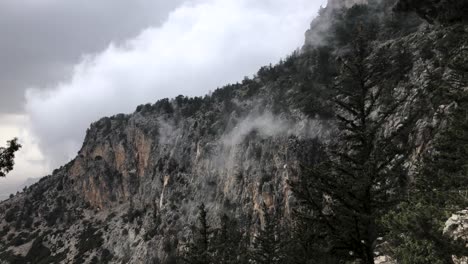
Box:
[237,215,252,264]
[288,212,340,264]
[212,214,245,264]
[183,203,212,264]
[213,214,230,264]
[292,27,418,263]
[249,206,286,264]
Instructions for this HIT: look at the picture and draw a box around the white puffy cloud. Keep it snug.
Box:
[24,0,326,170]
[0,0,184,113]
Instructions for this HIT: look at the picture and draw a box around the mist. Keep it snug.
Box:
[221,112,328,147]
[24,0,326,171]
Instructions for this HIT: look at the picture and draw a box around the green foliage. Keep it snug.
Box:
[257,64,279,83]
[183,205,251,264]
[381,201,459,264]
[11,232,31,246]
[1,235,68,264]
[249,207,287,264]
[211,84,239,102]
[292,25,418,263]
[382,77,468,263]
[100,249,114,263]
[331,4,380,46]
[122,206,144,224]
[183,203,212,264]
[175,95,205,118]
[155,98,175,114]
[0,138,22,177]
[0,225,10,237]
[76,225,104,256]
[0,251,23,264]
[381,12,422,38]
[288,214,341,264]
[211,214,242,264]
[5,205,19,223]
[394,0,468,25]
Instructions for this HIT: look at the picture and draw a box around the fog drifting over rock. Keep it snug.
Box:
[23,0,325,172]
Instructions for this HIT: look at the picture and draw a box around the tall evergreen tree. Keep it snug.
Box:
[212,214,244,264]
[292,27,418,263]
[213,214,231,264]
[249,205,287,264]
[288,212,341,264]
[237,215,253,264]
[183,203,212,264]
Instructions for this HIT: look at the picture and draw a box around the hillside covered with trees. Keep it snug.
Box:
[0,0,467,263]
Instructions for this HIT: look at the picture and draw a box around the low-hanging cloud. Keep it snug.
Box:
[25,0,326,170]
[221,112,328,146]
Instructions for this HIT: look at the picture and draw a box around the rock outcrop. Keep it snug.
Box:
[395,0,468,25]
[445,210,468,264]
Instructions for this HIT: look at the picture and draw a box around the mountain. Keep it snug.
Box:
[0,0,467,263]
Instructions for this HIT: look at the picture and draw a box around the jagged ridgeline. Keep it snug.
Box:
[0,0,467,263]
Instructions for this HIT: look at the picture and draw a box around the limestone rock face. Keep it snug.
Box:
[374,255,396,264]
[445,210,468,240]
[445,210,468,264]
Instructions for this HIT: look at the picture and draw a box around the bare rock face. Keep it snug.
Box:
[445,210,468,264]
[374,255,397,264]
[445,210,468,240]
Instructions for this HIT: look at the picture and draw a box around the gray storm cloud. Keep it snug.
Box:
[24,0,326,171]
[0,0,184,113]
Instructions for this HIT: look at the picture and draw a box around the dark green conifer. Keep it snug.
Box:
[292,24,417,264]
[183,203,212,264]
[249,205,287,264]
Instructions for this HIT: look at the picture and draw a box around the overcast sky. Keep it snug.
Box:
[0,0,185,113]
[0,0,326,184]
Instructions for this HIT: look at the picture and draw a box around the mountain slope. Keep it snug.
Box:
[0,0,467,263]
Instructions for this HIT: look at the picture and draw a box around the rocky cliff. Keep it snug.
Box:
[0,0,467,263]
[394,0,468,25]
